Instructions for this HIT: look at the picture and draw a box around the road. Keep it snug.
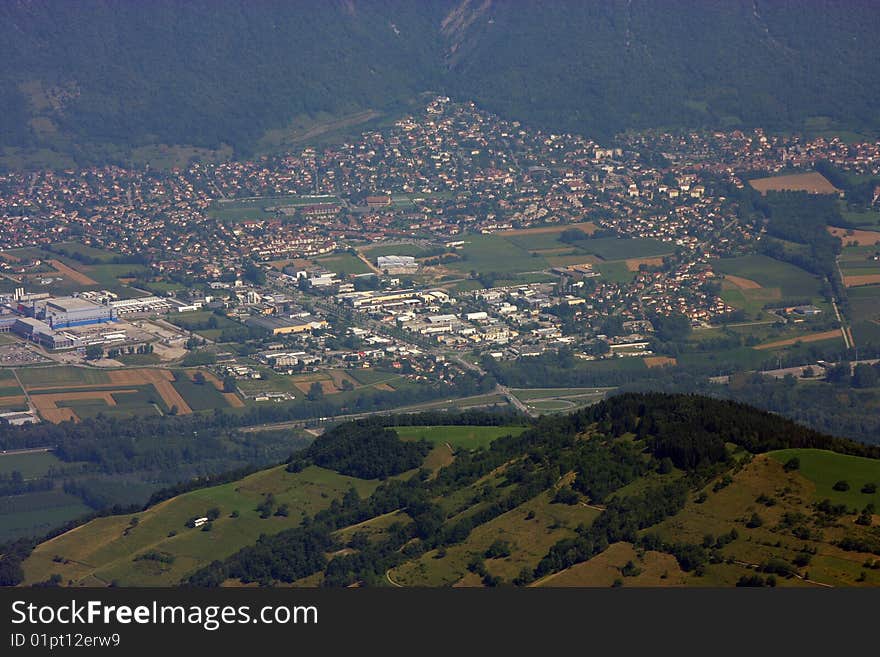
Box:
[0,446,54,457]
[11,367,37,416]
[239,391,515,433]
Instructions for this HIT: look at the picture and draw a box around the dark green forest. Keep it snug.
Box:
[2,0,879,164]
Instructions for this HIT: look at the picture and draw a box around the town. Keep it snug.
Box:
[0,97,878,426]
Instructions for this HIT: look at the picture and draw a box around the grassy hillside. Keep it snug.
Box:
[22,465,379,586]
[11,396,880,588]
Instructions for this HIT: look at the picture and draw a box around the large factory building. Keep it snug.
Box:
[38,297,116,329]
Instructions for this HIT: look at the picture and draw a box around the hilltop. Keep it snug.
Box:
[2,0,879,166]
[7,393,880,588]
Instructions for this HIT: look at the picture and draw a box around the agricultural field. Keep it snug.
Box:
[748,171,841,195]
[447,234,548,275]
[0,451,65,478]
[714,254,824,312]
[11,366,238,422]
[235,367,404,404]
[171,376,232,412]
[839,204,880,229]
[393,425,527,450]
[79,263,150,289]
[838,244,880,287]
[21,465,380,586]
[573,237,672,261]
[768,449,880,509]
[0,490,92,543]
[828,226,880,248]
[847,285,880,344]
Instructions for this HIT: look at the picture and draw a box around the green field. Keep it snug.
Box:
[839,245,880,279]
[49,241,120,262]
[595,260,635,283]
[646,455,877,587]
[847,285,880,344]
[0,490,92,543]
[360,243,427,258]
[22,465,380,586]
[839,203,880,229]
[769,449,880,509]
[447,235,548,275]
[209,195,340,222]
[172,376,231,412]
[166,311,242,339]
[390,489,601,586]
[16,367,110,388]
[574,237,672,261]
[393,425,527,449]
[714,255,823,300]
[314,253,372,275]
[58,387,167,419]
[82,263,150,288]
[0,451,64,478]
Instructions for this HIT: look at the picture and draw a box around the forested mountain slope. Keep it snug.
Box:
[2,0,878,164]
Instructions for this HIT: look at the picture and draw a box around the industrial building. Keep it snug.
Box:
[246,314,328,336]
[12,317,76,349]
[35,296,116,328]
[377,255,418,273]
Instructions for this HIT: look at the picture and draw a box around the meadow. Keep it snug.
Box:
[769,449,880,509]
[22,465,379,586]
[393,425,526,450]
[0,451,64,478]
